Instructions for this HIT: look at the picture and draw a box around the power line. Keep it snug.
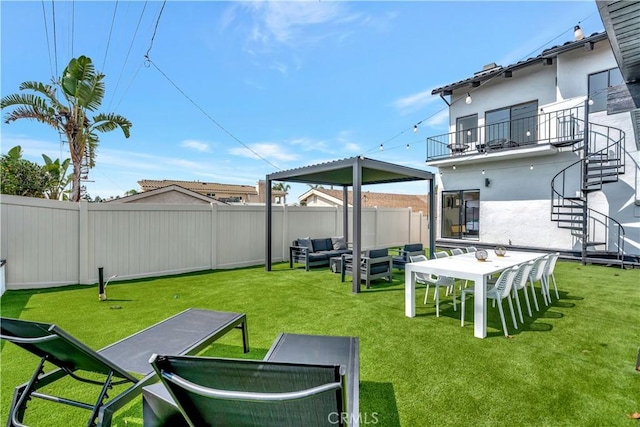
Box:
[146,58,282,171]
[40,0,54,79]
[50,0,58,78]
[108,1,149,110]
[144,0,166,61]
[71,0,74,57]
[142,0,283,171]
[102,0,119,70]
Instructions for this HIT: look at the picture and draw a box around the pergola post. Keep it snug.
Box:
[343,186,349,245]
[265,177,272,271]
[352,160,362,293]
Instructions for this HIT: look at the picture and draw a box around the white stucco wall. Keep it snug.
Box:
[481,200,574,249]
[556,41,617,101]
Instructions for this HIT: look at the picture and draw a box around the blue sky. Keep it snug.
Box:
[1,1,604,202]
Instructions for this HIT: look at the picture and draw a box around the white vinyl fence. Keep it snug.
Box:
[0,195,430,291]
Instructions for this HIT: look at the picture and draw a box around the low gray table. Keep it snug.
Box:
[143,333,360,427]
[99,308,249,426]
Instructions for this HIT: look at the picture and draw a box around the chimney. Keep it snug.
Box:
[256,180,267,203]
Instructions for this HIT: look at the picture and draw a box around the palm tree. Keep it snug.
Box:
[1,55,132,201]
[272,182,291,204]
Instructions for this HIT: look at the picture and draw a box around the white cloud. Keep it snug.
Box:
[392,89,439,115]
[425,108,449,127]
[181,139,210,152]
[228,143,298,161]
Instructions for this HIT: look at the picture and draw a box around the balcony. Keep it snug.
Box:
[426,106,585,164]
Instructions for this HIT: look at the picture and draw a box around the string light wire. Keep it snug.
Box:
[365,11,600,156]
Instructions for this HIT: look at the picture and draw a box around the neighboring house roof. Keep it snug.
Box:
[138,179,286,198]
[140,179,254,195]
[299,188,429,212]
[431,32,608,95]
[107,184,227,204]
[108,184,226,205]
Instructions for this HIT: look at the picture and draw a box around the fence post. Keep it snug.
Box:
[211,203,218,270]
[78,200,91,285]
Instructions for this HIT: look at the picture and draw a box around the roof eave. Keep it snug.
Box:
[431,32,608,95]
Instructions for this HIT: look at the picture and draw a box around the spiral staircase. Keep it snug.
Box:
[550,114,627,267]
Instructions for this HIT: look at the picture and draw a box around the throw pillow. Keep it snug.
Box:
[331,236,347,250]
[298,237,313,252]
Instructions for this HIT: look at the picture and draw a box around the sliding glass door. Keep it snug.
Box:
[441,190,480,239]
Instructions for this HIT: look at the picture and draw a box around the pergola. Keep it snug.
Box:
[265,156,435,293]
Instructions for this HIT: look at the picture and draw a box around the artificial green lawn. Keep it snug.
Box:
[1,261,639,426]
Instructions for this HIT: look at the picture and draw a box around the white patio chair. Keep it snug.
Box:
[511,261,535,323]
[461,265,520,337]
[410,254,456,317]
[528,256,549,310]
[450,248,465,256]
[465,247,477,253]
[541,252,560,301]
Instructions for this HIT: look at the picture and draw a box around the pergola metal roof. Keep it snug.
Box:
[265,157,435,293]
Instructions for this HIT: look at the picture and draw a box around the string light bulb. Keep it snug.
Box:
[413,125,418,133]
[526,130,531,137]
[530,164,534,170]
[379,144,384,151]
[406,143,410,150]
[465,93,472,105]
[452,165,456,170]
[588,98,594,106]
[481,169,485,175]
[574,25,584,41]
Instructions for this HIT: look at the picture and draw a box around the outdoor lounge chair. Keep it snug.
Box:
[341,248,393,289]
[149,355,344,427]
[0,309,249,427]
[391,243,425,271]
[143,332,360,427]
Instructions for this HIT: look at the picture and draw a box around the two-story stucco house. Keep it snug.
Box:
[425,6,639,266]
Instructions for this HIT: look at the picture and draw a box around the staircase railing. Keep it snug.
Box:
[550,116,626,265]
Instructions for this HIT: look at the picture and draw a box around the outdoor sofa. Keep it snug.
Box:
[289,237,352,271]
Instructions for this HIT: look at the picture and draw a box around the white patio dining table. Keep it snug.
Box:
[405,250,543,338]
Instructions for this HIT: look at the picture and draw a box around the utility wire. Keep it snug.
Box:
[51,0,58,78]
[71,0,74,57]
[108,1,149,110]
[102,0,119,70]
[41,0,54,79]
[144,0,166,61]
[143,0,283,171]
[146,58,282,171]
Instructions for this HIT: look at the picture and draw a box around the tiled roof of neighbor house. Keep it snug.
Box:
[306,188,429,212]
[431,31,608,95]
[138,179,286,196]
[139,179,257,194]
[107,184,227,204]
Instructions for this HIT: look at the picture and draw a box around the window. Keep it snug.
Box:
[456,114,477,145]
[441,190,479,240]
[588,68,623,112]
[485,101,538,144]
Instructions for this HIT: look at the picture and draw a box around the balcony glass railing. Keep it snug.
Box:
[426,106,585,161]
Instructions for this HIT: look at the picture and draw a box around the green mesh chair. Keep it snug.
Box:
[1,309,249,427]
[0,317,139,427]
[149,354,346,427]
